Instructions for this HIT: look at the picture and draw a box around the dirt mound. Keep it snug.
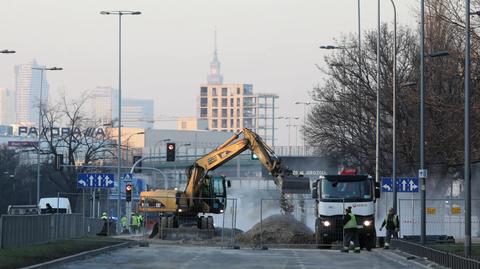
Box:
[236,214,313,244]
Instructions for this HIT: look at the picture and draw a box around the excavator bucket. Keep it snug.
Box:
[280,176,311,194]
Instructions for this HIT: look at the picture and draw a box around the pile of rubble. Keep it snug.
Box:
[236,214,313,245]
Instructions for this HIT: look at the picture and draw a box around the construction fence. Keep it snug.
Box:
[135,196,238,247]
[398,198,480,240]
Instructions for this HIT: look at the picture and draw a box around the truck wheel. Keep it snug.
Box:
[315,219,330,249]
[366,231,376,251]
[207,216,214,230]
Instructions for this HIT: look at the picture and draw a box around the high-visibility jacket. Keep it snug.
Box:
[101,213,108,220]
[120,216,128,228]
[138,214,143,223]
[131,215,139,226]
[344,213,358,229]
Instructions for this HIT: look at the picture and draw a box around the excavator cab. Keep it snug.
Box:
[200,175,229,214]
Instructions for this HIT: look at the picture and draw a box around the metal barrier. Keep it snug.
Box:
[137,196,237,247]
[398,198,480,239]
[0,214,105,249]
[392,239,480,269]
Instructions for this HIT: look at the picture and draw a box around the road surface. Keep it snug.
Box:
[54,244,440,269]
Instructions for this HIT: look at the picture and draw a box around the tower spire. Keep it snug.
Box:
[207,28,223,84]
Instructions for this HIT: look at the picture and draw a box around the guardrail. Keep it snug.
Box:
[392,239,480,269]
[0,214,105,249]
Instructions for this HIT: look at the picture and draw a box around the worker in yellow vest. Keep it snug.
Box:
[131,212,139,233]
[342,206,360,253]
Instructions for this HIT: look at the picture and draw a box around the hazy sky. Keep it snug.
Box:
[0,0,418,146]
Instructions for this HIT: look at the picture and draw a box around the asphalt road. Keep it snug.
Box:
[54,244,437,269]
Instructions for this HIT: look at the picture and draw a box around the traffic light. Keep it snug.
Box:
[133,155,142,173]
[126,183,132,202]
[166,143,176,162]
[54,154,64,171]
[251,151,259,160]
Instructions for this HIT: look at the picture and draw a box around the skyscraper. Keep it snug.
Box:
[15,59,48,126]
[87,87,154,129]
[118,99,154,129]
[86,86,115,125]
[0,88,15,124]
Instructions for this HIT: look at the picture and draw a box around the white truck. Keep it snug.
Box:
[311,170,380,250]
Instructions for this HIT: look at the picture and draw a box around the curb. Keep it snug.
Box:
[21,241,134,269]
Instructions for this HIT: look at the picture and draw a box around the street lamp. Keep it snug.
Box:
[0,50,15,54]
[282,117,299,155]
[100,10,141,232]
[294,101,311,150]
[125,132,145,165]
[32,66,63,204]
[390,0,398,215]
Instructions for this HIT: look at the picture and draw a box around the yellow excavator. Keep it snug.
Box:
[138,128,309,233]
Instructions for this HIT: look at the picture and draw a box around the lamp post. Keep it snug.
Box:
[465,3,475,257]
[294,101,311,151]
[100,10,141,231]
[32,66,62,204]
[125,132,145,165]
[284,117,299,155]
[390,0,398,214]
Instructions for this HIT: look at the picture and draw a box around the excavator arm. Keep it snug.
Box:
[184,128,305,199]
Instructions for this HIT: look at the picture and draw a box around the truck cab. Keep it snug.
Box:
[312,173,380,249]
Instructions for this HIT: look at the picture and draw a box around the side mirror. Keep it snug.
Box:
[375,182,380,198]
[227,180,231,188]
[311,187,318,199]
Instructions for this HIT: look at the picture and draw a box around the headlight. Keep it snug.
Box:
[220,209,224,213]
[363,220,371,227]
[178,208,183,212]
[322,220,331,227]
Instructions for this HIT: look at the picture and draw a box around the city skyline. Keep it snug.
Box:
[0,0,418,146]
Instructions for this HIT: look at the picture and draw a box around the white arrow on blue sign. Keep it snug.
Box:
[77,173,115,188]
[381,177,418,192]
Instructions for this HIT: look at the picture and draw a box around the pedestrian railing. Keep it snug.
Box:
[0,213,105,249]
[391,239,480,269]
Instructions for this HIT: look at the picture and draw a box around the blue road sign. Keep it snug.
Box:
[77,173,115,188]
[381,177,419,193]
[122,173,132,182]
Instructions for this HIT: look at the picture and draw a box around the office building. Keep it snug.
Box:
[15,59,48,126]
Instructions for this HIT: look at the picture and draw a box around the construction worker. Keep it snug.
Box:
[380,207,400,249]
[342,206,360,253]
[131,212,139,233]
[137,213,144,232]
[120,215,128,233]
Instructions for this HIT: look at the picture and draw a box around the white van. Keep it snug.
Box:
[38,197,72,214]
[7,205,40,215]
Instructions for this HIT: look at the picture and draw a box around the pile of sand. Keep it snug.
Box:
[236,214,313,244]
